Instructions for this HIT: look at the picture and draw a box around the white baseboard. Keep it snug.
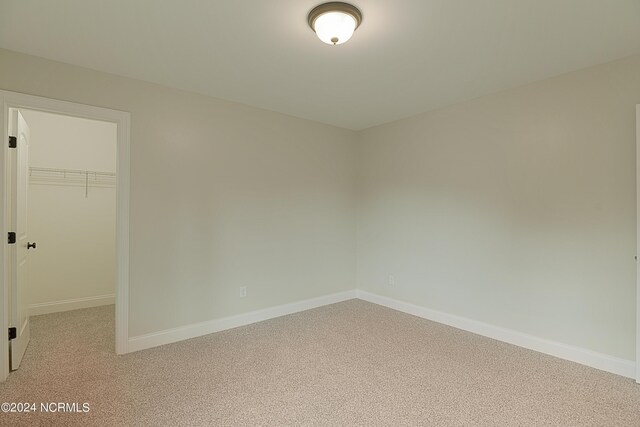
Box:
[29,294,115,316]
[356,290,636,379]
[124,288,636,380]
[127,290,357,353]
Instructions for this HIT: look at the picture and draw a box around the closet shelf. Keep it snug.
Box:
[29,167,116,197]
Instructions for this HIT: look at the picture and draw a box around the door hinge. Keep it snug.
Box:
[8,327,16,341]
[8,136,16,148]
[8,232,16,244]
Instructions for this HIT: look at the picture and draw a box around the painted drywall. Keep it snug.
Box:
[21,109,116,312]
[0,48,358,337]
[357,54,640,360]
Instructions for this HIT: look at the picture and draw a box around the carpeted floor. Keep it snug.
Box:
[0,300,639,426]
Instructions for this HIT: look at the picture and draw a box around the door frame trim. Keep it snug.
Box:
[0,91,131,381]
[636,104,640,383]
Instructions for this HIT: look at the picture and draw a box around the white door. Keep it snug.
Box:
[9,110,31,370]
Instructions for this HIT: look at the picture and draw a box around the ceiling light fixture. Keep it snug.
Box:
[308,2,362,46]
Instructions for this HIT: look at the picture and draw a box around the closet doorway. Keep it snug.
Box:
[0,91,131,382]
[23,110,117,311]
[19,109,116,366]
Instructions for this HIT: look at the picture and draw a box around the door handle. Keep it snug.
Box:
[27,242,36,250]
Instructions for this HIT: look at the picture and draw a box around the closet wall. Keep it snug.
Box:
[22,109,117,315]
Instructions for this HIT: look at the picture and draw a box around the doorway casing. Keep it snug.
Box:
[636,104,640,384]
[0,90,130,382]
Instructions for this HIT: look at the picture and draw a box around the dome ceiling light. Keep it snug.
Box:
[308,2,363,46]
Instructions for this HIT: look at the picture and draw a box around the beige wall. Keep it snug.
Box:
[22,109,116,309]
[357,54,640,360]
[0,48,358,337]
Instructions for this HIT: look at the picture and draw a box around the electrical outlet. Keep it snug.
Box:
[239,286,247,298]
[388,274,395,287]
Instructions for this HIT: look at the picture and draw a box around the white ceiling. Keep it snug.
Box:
[1,0,639,130]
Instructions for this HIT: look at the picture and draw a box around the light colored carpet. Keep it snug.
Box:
[0,299,639,426]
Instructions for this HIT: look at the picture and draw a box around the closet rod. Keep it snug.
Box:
[29,166,116,198]
[29,166,115,177]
